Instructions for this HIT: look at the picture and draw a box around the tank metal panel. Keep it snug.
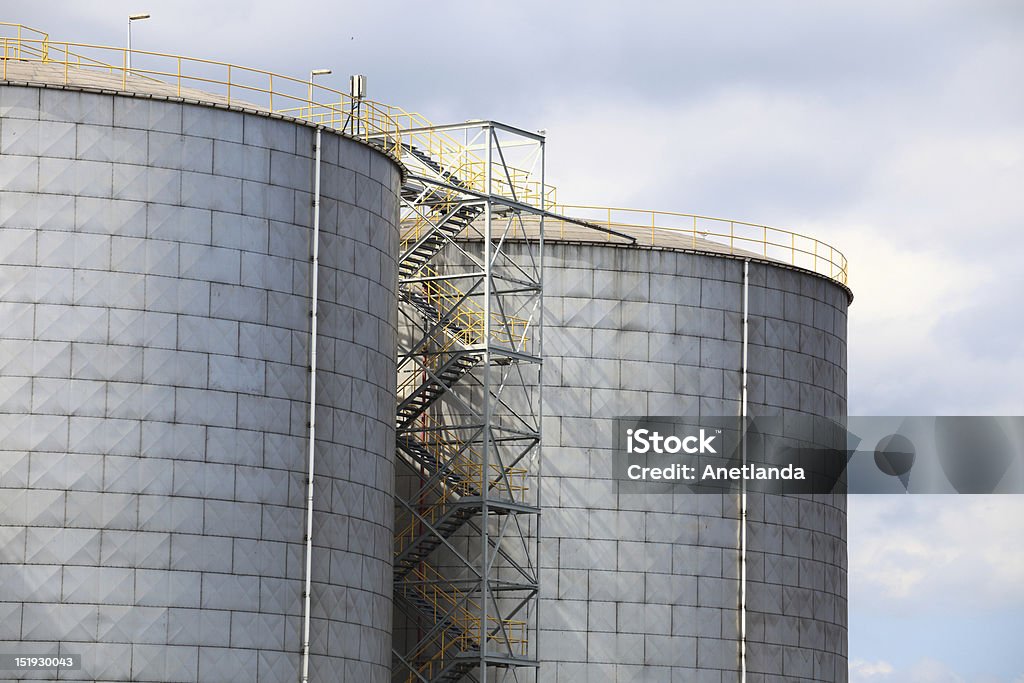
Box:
[0,85,400,683]
[538,244,848,682]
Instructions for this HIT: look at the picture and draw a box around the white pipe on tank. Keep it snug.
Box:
[740,258,750,683]
[300,126,323,683]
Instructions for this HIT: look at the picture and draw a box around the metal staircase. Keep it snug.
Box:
[393,563,528,683]
[396,142,484,280]
[397,351,481,428]
[398,196,481,279]
[389,121,544,683]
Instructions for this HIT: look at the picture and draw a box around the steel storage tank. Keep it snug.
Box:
[0,79,400,681]
[528,237,849,682]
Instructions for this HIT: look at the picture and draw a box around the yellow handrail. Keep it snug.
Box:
[0,27,400,156]
[283,101,555,210]
[0,22,848,288]
[549,204,849,286]
[401,561,528,682]
[419,266,530,349]
[395,413,529,557]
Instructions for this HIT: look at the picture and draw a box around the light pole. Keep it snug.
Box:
[307,68,332,120]
[127,13,150,73]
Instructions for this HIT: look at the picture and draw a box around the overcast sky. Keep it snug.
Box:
[7,1,1024,679]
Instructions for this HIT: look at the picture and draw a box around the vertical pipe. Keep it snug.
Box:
[479,122,493,680]
[740,259,750,683]
[535,135,545,664]
[300,127,323,683]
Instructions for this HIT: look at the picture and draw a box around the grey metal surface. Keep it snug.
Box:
[0,84,400,682]
[536,244,848,682]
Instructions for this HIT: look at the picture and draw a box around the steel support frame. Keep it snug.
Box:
[393,121,544,683]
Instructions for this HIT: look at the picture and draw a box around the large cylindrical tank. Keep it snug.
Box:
[0,84,400,682]
[536,241,849,681]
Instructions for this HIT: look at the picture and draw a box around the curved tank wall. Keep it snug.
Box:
[0,84,400,682]
[536,242,849,682]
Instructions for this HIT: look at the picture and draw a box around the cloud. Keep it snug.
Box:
[932,270,1024,360]
[849,497,1024,610]
[852,657,1023,683]
[541,87,879,217]
[528,11,1024,417]
[909,659,967,683]
[851,658,896,679]
[836,227,1024,415]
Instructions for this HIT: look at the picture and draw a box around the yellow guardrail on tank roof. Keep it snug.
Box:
[0,23,401,156]
[549,204,850,286]
[0,22,849,288]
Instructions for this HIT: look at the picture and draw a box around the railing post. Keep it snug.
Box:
[226,64,232,105]
[176,56,182,97]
